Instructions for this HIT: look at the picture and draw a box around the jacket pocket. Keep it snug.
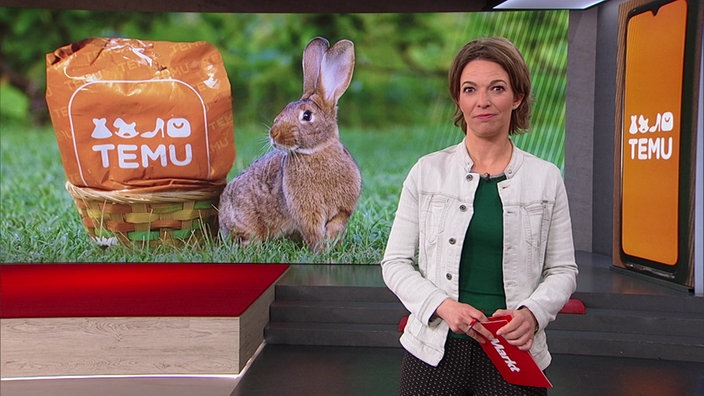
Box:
[521,200,553,269]
[420,195,449,246]
[405,313,448,348]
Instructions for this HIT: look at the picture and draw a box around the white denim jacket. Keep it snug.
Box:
[381,139,578,370]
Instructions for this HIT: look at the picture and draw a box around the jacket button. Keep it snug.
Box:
[459,204,467,211]
[446,273,452,280]
[466,174,473,181]
[449,238,456,244]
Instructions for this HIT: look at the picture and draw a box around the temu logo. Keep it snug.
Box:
[89,117,193,169]
[626,111,675,160]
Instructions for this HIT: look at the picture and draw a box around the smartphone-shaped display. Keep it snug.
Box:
[620,0,687,270]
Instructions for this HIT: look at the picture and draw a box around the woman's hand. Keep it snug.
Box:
[492,307,538,351]
[434,298,492,343]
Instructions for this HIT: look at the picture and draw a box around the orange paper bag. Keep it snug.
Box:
[46,38,235,192]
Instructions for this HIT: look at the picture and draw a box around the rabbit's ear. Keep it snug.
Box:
[318,40,355,108]
[302,37,330,97]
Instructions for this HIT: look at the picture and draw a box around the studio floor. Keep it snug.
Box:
[2,252,704,396]
[3,343,704,396]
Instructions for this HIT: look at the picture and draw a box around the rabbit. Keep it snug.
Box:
[219,37,362,253]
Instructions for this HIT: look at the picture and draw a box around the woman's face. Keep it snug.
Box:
[458,59,523,139]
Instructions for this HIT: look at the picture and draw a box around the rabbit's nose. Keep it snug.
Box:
[270,126,281,140]
[269,125,288,145]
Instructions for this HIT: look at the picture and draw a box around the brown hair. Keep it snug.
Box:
[448,37,532,135]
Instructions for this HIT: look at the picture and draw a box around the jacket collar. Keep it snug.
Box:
[456,138,524,179]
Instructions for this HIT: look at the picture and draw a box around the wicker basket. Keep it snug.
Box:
[65,182,223,247]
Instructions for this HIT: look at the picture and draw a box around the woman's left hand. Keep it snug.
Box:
[492,307,537,351]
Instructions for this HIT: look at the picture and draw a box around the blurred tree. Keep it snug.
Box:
[0,8,567,138]
[0,8,167,125]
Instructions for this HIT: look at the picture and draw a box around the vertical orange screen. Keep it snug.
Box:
[621,0,687,265]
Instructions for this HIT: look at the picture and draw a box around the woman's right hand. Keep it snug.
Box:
[435,298,493,343]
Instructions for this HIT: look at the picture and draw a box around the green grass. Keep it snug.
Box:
[0,118,565,264]
[0,123,455,263]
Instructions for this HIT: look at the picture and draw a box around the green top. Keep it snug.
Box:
[450,173,507,339]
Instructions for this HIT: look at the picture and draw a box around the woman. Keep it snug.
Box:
[381,37,578,395]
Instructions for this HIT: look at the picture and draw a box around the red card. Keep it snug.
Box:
[478,315,553,388]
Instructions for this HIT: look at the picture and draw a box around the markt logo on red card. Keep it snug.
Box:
[479,315,553,388]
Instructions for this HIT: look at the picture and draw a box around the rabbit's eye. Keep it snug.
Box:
[301,110,313,122]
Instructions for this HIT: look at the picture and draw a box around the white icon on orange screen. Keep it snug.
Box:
[628,111,674,134]
[648,113,661,132]
[629,115,638,134]
[660,112,674,131]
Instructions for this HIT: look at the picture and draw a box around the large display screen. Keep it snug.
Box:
[620,0,687,268]
[0,10,568,263]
